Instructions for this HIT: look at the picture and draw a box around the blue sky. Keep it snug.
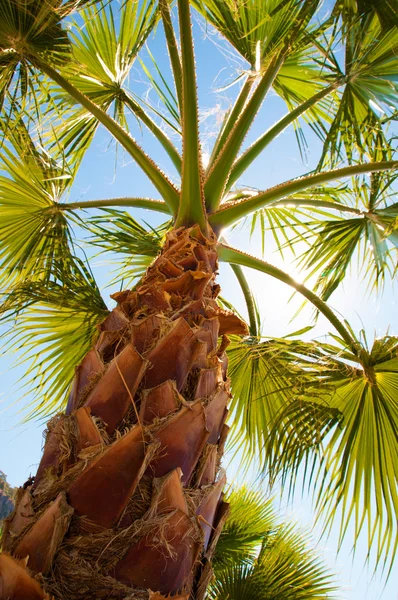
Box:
[1,5,398,599]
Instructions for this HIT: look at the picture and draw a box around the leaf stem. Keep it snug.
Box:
[204,54,285,209]
[175,0,206,230]
[269,199,362,214]
[229,263,259,336]
[61,197,170,213]
[122,92,182,173]
[210,161,398,229]
[160,0,183,111]
[31,57,180,214]
[227,80,344,189]
[206,75,255,182]
[218,243,359,354]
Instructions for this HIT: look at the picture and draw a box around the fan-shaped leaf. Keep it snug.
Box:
[318,13,398,167]
[46,0,159,163]
[211,487,336,599]
[0,128,82,289]
[1,263,107,420]
[192,0,312,68]
[264,334,398,574]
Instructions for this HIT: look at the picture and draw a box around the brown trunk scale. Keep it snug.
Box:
[0,226,248,599]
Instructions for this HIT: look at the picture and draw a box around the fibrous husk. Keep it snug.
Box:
[4,226,245,599]
[45,555,148,600]
[73,407,102,457]
[196,471,227,549]
[149,593,189,600]
[194,445,218,488]
[2,487,34,552]
[193,317,219,354]
[150,469,187,516]
[205,500,230,560]
[130,314,168,355]
[100,305,129,332]
[204,386,230,444]
[144,317,206,391]
[33,416,73,490]
[193,366,219,400]
[194,561,214,600]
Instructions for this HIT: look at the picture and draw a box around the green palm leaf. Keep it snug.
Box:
[0,263,107,420]
[293,172,398,300]
[264,333,398,574]
[0,120,83,289]
[46,0,159,163]
[210,487,337,599]
[192,0,311,69]
[213,487,275,568]
[0,0,97,111]
[318,13,398,168]
[226,335,313,463]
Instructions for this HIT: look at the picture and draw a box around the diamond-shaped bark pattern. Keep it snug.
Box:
[66,349,103,415]
[15,493,73,574]
[130,314,168,355]
[113,511,199,594]
[6,227,247,599]
[150,402,209,485]
[139,380,180,425]
[144,317,204,391]
[85,344,147,433]
[193,367,218,400]
[152,469,188,516]
[193,318,219,354]
[68,426,148,529]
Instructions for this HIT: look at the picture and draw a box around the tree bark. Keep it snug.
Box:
[1,226,247,599]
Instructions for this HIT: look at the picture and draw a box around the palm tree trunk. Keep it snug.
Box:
[1,225,248,599]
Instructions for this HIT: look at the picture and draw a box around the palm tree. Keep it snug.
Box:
[0,0,397,597]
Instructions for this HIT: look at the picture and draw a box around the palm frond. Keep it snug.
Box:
[138,48,181,130]
[0,121,83,290]
[192,0,314,69]
[318,13,398,168]
[0,263,107,420]
[213,487,275,568]
[0,0,72,112]
[45,0,159,164]
[293,172,398,300]
[210,487,336,599]
[226,335,313,464]
[335,0,398,33]
[264,333,398,575]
